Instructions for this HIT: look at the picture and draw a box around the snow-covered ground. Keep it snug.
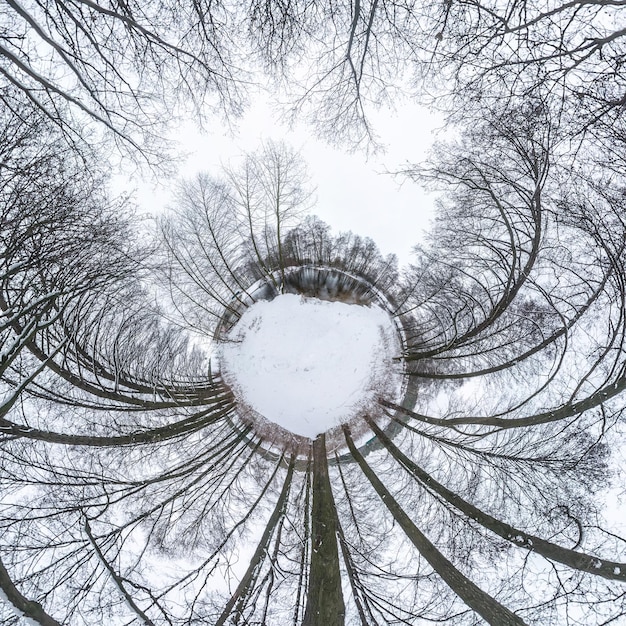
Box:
[218,294,402,438]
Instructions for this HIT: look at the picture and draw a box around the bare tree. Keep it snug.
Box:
[2,98,626,626]
[3,0,625,158]
[0,0,247,157]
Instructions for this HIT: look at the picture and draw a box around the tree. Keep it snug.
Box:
[423,0,626,137]
[0,0,248,157]
[1,103,626,626]
[3,0,625,161]
[158,142,313,335]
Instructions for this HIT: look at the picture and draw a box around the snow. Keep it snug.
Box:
[218,294,401,438]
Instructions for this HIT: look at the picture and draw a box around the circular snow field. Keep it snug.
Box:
[218,294,402,439]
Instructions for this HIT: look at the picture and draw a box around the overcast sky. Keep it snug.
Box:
[126,95,443,266]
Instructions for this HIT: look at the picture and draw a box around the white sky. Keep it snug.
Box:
[126,95,442,265]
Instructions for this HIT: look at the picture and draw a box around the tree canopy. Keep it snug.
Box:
[1,2,626,625]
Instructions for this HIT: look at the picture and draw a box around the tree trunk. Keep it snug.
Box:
[215,456,295,626]
[367,416,626,581]
[382,369,626,429]
[302,434,345,626]
[0,557,62,626]
[344,426,528,626]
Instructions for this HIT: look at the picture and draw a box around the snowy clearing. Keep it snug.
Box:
[218,294,402,438]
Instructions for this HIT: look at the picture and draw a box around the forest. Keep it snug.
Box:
[1,1,626,624]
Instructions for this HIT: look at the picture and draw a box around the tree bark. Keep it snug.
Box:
[367,416,626,581]
[215,455,295,626]
[302,434,345,626]
[344,426,528,626]
[0,557,63,626]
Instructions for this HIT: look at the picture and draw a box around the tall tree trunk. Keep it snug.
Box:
[302,434,345,626]
[344,426,528,626]
[381,369,626,429]
[367,416,626,581]
[215,456,295,626]
[0,557,62,626]
[0,402,234,446]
